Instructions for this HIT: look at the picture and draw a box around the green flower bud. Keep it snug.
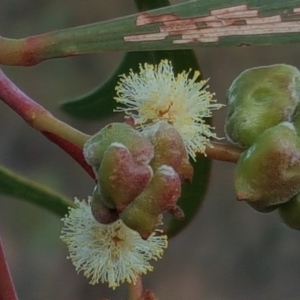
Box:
[91,185,119,224]
[120,165,181,239]
[278,194,300,230]
[83,122,154,170]
[235,122,300,211]
[145,121,193,182]
[121,207,161,241]
[225,65,300,148]
[98,142,153,213]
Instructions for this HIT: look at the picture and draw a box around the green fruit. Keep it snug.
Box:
[91,185,119,224]
[226,65,300,148]
[83,122,154,170]
[120,165,181,239]
[235,122,300,211]
[145,121,193,182]
[98,143,153,213]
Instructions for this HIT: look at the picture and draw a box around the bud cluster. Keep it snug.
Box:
[225,64,300,229]
[83,121,193,239]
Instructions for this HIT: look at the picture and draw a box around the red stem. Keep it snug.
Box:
[42,132,95,179]
[0,236,18,300]
[0,68,45,121]
[0,68,95,180]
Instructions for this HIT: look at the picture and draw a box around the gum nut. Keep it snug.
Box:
[225,65,300,148]
[145,121,193,182]
[83,122,154,169]
[154,165,182,212]
[278,194,300,230]
[91,187,119,224]
[92,184,115,209]
[235,122,300,208]
[120,166,181,238]
[133,165,181,215]
[120,205,161,240]
[98,143,153,213]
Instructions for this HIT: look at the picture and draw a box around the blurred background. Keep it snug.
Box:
[1,1,300,299]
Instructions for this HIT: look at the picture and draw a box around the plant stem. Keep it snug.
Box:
[128,275,143,300]
[0,236,18,300]
[0,67,241,183]
[0,68,95,179]
[205,141,242,163]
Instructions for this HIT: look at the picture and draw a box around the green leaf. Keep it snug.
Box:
[1,0,300,66]
[166,157,210,238]
[0,165,74,216]
[2,0,300,66]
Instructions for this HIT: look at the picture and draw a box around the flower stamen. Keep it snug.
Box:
[114,60,223,160]
[60,198,168,289]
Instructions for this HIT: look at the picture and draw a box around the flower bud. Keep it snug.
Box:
[235,122,300,211]
[278,194,300,230]
[120,165,181,239]
[83,122,154,170]
[225,65,300,148]
[121,208,161,241]
[145,121,193,182]
[90,186,119,224]
[98,142,153,213]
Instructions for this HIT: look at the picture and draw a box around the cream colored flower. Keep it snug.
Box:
[60,198,168,290]
[114,60,222,160]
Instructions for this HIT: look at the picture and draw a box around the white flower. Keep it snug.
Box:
[60,198,168,290]
[114,60,222,160]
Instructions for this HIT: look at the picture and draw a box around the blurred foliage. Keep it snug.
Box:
[0,165,73,217]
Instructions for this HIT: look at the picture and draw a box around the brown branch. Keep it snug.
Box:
[204,141,243,163]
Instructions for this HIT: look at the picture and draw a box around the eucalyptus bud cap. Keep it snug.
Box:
[145,121,193,182]
[120,165,181,239]
[98,142,153,213]
[225,65,300,148]
[235,122,300,210]
[91,185,119,224]
[121,207,162,240]
[83,122,154,170]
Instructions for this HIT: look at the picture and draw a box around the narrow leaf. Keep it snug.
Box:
[1,0,300,66]
[0,166,74,216]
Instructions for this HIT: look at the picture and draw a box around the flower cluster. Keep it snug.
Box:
[61,59,221,290]
[61,198,168,289]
